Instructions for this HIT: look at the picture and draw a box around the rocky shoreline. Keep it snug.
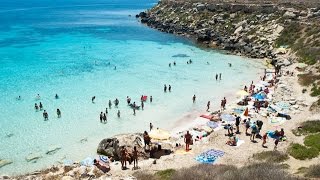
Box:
[136,0,320,63]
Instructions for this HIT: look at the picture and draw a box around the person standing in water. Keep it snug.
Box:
[117,110,120,118]
[173,61,176,66]
[103,113,107,123]
[169,63,171,67]
[115,98,119,107]
[35,103,39,111]
[150,96,153,103]
[164,84,167,92]
[55,94,59,99]
[215,74,218,81]
[108,100,112,109]
[99,112,103,123]
[141,101,144,110]
[92,96,96,103]
[127,96,131,105]
[105,108,108,114]
[192,95,196,103]
[219,73,222,80]
[57,109,61,118]
[43,110,48,121]
[150,123,153,131]
[168,85,171,92]
[114,66,116,70]
[133,108,136,116]
[39,102,43,110]
[207,101,210,111]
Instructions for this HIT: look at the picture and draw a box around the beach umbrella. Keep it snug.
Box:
[220,114,235,122]
[243,107,249,116]
[236,90,249,97]
[149,128,170,140]
[253,93,265,101]
[98,155,110,166]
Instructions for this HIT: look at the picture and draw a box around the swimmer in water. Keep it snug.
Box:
[35,103,39,111]
[108,100,112,108]
[55,94,59,99]
[39,102,43,110]
[169,63,171,67]
[115,98,119,107]
[43,110,49,121]
[36,94,41,100]
[117,110,120,118]
[16,96,21,100]
[92,96,96,103]
[219,73,222,80]
[57,109,61,118]
[173,61,176,66]
[228,63,232,67]
[114,66,117,70]
[207,62,210,65]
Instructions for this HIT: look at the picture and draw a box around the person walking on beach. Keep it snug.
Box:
[35,103,39,111]
[141,101,144,110]
[133,146,138,169]
[184,131,192,151]
[150,96,153,103]
[262,132,268,148]
[103,113,107,123]
[43,110,48,121]
[99,112,103,123]
[143,131,151,150]
[192,95,196,103]
[57,109,61,118]
[250,122,258,142]
[117,110,120,118]
[39,102,43,110]
[105,108,108,114]
[235,115,240,134]
[150,123,153,131]
[164,84,167,92]
[92,96,96,103]
[215,74,218,81]
[206,101,210,111]
[120,146,127,170]
[108,100,112,109]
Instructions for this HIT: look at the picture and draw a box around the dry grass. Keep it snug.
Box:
[298,73,320,86]
[305,164,320,178]
[252,151,289,163]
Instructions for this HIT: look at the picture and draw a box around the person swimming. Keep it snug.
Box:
[117,110,120,118]
[43,110,48,121]
[228,63,232,67]
[35,103,39,111]
[219,73,222,80]
[55,94,59,99]
[169,63,171,67]
[92,96,96,103]
[114,66,116,70]
[57,109,61,118]
[16,96,21,100]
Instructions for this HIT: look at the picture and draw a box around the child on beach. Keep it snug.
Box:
[262,133,268,148]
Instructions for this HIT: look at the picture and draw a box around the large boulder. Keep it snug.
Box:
[97,133,146,161]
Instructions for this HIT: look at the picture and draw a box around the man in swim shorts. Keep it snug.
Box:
[184,131,192,151]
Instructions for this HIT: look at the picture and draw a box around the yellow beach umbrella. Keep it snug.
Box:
[149,128,170,140]
[236,90,249,97]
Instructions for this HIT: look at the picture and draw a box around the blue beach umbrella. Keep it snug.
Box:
[253,93,265,101]
[207,121,218,129]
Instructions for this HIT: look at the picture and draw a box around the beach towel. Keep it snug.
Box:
[267,130,278,139]
[275,101,290,110]
[236,140,245,147]
[207,121,219,129]
[269,117,286,126]
[195,149,224,164]
[200,114,213,119]
[220,114,235,122]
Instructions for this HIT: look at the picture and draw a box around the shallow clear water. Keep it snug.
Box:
[0,0,264,175]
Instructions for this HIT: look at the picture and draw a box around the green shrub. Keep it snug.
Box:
[155,169,176,180]
[288,143,319,160]
[252,151,289,163]
[305,164,320,178]
[304,133,320,151]
[311,84,320,97]
[300,120,320,134]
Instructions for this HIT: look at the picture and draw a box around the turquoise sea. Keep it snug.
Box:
[0,0,264,175]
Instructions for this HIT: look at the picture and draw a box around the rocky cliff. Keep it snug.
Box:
[137,0,320,63]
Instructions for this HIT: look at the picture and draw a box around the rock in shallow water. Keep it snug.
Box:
[0,159,13,168]
[46,145,62,155]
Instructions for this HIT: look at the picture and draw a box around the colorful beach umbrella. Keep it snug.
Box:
[149,128,170,140]
[98,155,110,165]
